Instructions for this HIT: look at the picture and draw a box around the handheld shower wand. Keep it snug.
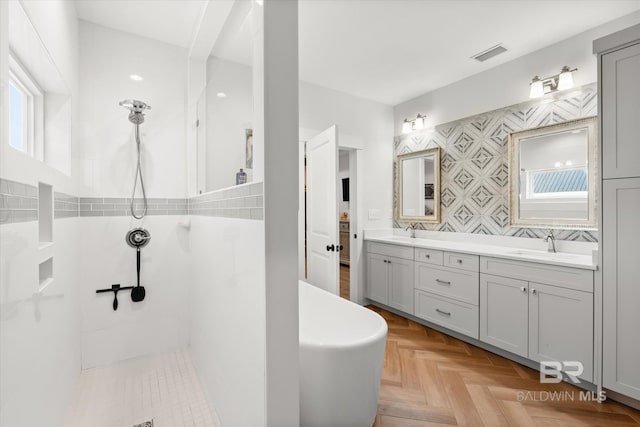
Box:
[119,99,151,219]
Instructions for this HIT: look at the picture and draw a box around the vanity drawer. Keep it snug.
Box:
[367,242,414,260]
[415,248,444,265]
[415,264,479,305]
[414,290,479,339]
[444,252,479,272]
[480,256,594,293]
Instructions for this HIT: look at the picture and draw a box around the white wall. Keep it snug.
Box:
[0,1,82,426]
[76,22,191,367]
[78,217,190,368]
[77,21,187,198]
[1,0,80,194]
[189,216,266,426]
[394,11,640,134]
[300,81,394,229]
[299,81,394,303]
[0,221,82,427]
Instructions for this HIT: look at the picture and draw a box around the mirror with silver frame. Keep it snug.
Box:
[508,117,597,229]
[395,147,441,223]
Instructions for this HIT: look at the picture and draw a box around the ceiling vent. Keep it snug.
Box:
[471,44,507,62]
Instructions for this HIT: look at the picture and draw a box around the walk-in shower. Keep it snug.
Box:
[119,99,151,219]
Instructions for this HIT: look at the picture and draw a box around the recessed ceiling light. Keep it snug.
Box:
[216,92,227,98]
[256,0,263,5]
[129,74,144,81]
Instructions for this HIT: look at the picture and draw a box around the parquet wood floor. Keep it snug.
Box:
[369,306,640,427]
[340,264,350,300]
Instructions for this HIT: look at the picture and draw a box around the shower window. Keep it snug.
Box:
[8,55,42,157]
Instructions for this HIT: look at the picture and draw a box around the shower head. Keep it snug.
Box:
[119,99,151,125]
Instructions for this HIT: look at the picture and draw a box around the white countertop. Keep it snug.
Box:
[364,234,597,270]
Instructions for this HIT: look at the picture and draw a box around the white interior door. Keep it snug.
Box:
[306,125,339,294]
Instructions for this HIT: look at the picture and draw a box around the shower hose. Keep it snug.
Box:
[130,124,148,219]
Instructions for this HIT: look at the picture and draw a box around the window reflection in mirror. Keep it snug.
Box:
[509,117,597,228]
[395,147,441,223]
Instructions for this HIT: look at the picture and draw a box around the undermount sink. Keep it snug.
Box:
[507,249,578,260]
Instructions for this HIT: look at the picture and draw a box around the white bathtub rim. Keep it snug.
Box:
[299,325,388,350]
[299,280,388,350]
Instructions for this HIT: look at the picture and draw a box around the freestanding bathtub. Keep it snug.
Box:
[299,280,388,427]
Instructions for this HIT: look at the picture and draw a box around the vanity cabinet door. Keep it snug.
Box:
[602,42,640,179]
[603,178,640,399]
[367,253,389,305]
[479,274,528,358]
[528,282,593,382]
[388,256,414,314]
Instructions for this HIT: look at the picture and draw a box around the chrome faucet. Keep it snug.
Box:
[405,223,418,238]
[545,230,557,253]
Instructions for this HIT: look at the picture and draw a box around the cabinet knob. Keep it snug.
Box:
[425,254,430,259]
[531,288,537,295]
[457,259,463,264]
[520,286,527,292]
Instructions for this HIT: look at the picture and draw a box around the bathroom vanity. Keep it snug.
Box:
[364,234,596,383]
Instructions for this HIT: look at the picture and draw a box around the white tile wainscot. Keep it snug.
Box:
[364,230,597,389]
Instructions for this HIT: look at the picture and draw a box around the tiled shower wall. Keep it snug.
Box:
[0,178,264,223]
[0,179,38,224]
[394,83,598,242]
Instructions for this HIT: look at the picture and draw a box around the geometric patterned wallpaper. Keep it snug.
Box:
[394,82,598,242]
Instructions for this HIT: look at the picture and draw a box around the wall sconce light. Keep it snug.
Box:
[402,114,426,134]
[529,66,577,98]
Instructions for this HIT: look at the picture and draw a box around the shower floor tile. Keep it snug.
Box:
[64,348,218,427]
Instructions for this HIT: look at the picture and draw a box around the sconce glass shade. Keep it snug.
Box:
[402,120,411,134]
[414,115,425,130]
[529,77,544,98]
[558,67,574,91]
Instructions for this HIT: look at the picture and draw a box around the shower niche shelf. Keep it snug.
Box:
[39,257,54,292]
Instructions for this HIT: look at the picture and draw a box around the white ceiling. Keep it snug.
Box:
[74,0,208,49]
[75,0,640,105]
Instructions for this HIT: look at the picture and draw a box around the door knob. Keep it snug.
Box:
[326,244,335,252]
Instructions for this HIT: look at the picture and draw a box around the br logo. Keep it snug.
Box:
[540,361,584,384]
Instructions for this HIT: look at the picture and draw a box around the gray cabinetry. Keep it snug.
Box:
[602,178,640,399]
[479,258,594,382]
[480,274,529,358]
[601,42,640,179]
[596,24,640,402]
[366,243,414,314]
